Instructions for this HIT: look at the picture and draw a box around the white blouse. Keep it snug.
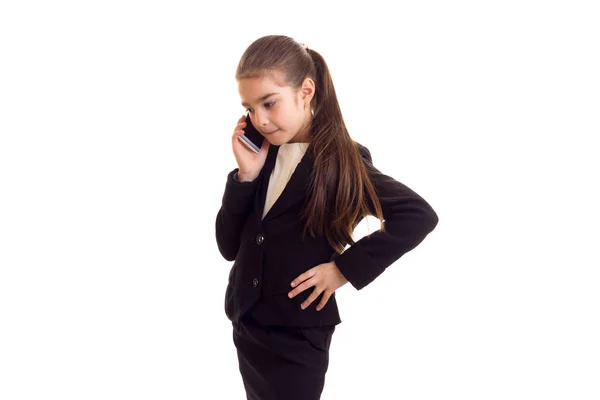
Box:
[262,142,309,219]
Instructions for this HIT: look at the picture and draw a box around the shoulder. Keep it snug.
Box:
[354,141,373,164]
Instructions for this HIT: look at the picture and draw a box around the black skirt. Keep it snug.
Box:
[232,313,336,400]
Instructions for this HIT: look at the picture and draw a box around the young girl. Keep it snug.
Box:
[215,35,438,400]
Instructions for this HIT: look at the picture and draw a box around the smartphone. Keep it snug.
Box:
[238,113,265,153]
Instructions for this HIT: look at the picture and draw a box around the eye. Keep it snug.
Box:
[245,101,275,114]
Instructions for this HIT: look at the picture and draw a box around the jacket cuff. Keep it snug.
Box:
[221,168,259,214]
[334,242,383,290]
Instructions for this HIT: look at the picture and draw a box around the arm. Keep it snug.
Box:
[215,169,259,261]
[333,143,439,290]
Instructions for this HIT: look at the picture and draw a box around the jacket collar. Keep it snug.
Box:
[255,143,313,221]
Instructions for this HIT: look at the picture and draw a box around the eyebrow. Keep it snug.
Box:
[241,92,279,107]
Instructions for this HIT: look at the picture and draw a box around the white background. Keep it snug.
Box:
[1,1,599,399]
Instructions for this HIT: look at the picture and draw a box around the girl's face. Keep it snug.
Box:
[238,71,314,145]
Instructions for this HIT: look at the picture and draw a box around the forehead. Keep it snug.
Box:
[238,72,293,105]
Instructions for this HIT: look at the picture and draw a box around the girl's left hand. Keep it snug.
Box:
[288,261,348,311]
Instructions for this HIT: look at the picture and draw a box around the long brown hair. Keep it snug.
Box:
[235,35,385,254]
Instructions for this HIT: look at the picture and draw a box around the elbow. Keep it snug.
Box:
[384,202,439,246]
[414,205,439,238]
[426,206,439,233]
[386,199,439,235]
[215,229,238,261]
[216,241,237,262]
[413,198,439,234]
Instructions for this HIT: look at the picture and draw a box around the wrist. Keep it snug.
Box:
[237,171,257,182]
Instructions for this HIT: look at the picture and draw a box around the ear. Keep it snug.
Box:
[299,77,315,106]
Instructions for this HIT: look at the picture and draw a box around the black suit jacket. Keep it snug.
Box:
[215,142,438,327]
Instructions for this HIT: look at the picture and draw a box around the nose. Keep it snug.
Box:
[254,110,269,127]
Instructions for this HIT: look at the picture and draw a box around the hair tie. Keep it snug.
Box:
[299,43,308,51]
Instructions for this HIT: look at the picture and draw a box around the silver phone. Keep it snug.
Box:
[238,112,265,153]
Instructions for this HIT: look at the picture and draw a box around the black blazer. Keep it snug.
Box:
[215,142,438,327]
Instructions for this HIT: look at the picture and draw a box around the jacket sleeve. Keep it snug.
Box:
[215,168,259,261]
[333,143,439,290]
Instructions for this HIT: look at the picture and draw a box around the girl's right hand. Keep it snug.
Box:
[231,114,270,182]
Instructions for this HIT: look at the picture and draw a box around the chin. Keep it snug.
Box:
[267,135,288,146]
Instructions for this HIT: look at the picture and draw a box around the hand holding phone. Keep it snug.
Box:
[231,113,269,181]
[238,112,265,153]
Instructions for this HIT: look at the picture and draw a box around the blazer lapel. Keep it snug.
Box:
[255,143,313,222]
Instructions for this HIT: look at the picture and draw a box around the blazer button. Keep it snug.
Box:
[255,233,264,245]
[252,278,259,287]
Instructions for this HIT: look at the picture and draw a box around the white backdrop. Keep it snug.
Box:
[1,1,599,399]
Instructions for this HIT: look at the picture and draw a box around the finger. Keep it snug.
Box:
[291,268,317,288]
[233,114,248,134]
[316,290,333,311]
[233,122,247,136]
[232,127,248,146]
[288,277,316,299]
[301,287,324,310]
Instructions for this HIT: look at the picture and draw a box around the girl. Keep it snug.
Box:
[215,35,438,400]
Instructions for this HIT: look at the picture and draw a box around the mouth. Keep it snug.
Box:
[263,129,279,135]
